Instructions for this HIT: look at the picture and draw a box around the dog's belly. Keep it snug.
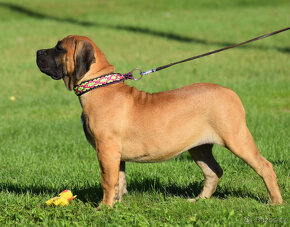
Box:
[121,136,212,162]
[121,148,186,162]
[120,118,220,163]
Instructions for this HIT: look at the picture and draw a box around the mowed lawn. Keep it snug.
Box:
[0,0,289,225]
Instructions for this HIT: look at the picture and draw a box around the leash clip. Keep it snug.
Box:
[123,68,143,81]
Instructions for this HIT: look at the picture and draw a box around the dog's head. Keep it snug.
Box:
[36,35,113,90]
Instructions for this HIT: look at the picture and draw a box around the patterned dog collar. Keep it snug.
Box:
[74,73,125,96]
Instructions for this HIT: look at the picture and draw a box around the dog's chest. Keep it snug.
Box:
[81,112,95,148]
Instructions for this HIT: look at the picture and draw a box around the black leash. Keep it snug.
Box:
[124,27,289,80]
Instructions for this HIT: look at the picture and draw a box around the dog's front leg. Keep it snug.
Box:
[97,143,121,208]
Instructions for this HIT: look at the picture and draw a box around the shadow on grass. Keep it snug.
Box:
[278,47,290,54]
[0,2,288,54]
[0,182,103,205]
[128,177,268,203]
[0,176,267,205]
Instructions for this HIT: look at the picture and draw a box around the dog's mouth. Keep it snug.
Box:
[37,63,63,80]
[49,73,63,80]
[36,56,45,68]
[36,55,63,80]
[36,59,48,74]
[36,54,49,73]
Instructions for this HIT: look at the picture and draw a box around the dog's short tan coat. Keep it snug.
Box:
[36,35,283,208]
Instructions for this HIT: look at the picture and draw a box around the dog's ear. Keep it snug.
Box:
[74,40,95,81]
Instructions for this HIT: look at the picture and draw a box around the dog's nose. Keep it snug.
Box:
[37,49,45,56]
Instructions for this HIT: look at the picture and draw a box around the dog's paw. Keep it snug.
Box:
[95,201,114,211]
[187,198,198,203]
[268,198,283,205]
[188,195,207,202]
[187,196,202,202]
[122,188,128,196]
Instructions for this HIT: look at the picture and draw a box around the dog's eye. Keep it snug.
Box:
[55,41,65,52]
[56,45,64,51]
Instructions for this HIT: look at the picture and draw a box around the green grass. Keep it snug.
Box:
[0,0,289,225]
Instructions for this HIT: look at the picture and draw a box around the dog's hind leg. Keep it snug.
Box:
[115,161,128,202]
[224,124,283,204]
[188,144,223,201]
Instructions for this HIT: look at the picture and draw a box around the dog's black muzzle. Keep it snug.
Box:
[36,49,64,80]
